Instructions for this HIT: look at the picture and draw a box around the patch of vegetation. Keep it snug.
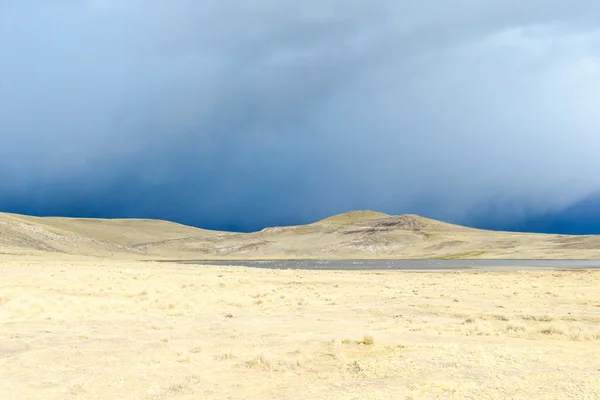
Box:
[213,351,234,360]
[341,335,375,345]
[522,314,554,322]
[506,324,526,332]
[245,354,273,370]
[166,383,187,394]
[419,232,438,240]
[541,327,564,336]
[360,334,375,345]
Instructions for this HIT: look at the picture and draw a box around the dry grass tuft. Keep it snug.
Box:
[540,326,565,336]
[505,323,526,332]
[360,334,375,345]
[245,354,273,370]
[166,383,187,394]
[523,314,554,322]
[68,382,86,395]
[213,350,234,360]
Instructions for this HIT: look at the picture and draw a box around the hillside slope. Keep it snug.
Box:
[1,210,600,259]
[0,212,224,258]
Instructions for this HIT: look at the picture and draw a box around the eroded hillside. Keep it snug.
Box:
[1,210,599,259]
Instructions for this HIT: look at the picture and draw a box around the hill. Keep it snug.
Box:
[1,210,600,259]
[0,212,221,258]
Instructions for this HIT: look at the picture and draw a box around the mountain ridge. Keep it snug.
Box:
[1,210,599,260]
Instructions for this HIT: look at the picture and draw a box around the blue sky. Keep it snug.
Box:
[1,1,600,233]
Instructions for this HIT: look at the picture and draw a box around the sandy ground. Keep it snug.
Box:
[1,256,600,399]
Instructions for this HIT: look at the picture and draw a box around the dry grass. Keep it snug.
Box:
[1,255,600,399]
[360,334,375,345]
[523,314,554,322]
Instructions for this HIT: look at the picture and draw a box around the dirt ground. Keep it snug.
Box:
[1,255,599,399]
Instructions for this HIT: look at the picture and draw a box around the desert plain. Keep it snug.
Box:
[2,255,600,399]
[1,211,600,399]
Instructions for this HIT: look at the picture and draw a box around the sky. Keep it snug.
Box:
[1,0,600,233]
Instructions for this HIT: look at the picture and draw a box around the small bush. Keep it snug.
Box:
[361,334,375,345]
[540,327,564,336]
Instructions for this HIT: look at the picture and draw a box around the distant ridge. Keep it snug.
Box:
[1,210,600,260]
[315,210,391,225]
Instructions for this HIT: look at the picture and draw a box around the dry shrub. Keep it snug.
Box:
[540,326,564,336]
[523,314,553,322]
[505,324,526,332]
[361,334,375,345]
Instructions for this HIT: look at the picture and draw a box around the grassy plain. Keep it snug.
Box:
[1,255,599,399]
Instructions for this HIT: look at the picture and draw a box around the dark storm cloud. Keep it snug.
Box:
[1,1,600,232]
